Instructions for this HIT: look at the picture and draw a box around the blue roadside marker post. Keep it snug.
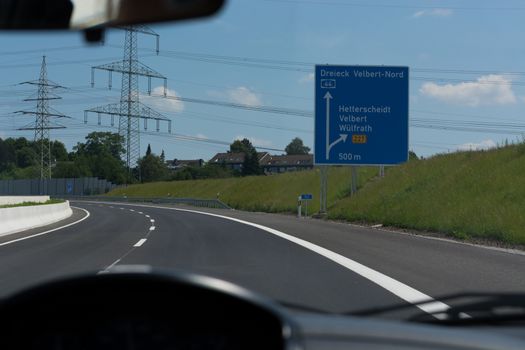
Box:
[297,194,313,218]
[314,65,409,213]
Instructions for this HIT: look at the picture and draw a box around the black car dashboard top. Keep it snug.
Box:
[0,266,297,350]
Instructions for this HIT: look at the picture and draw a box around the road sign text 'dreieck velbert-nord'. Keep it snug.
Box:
[314,65,409,165]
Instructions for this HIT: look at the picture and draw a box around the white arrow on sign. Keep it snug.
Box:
[324,91,332,160]
[327,134,348,157]
[324,91,348,160]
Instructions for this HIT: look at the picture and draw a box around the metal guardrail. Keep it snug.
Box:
[54,196,232,210]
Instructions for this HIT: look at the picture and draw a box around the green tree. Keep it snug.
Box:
[229,138,252,154]
[242,149,262,176]
[409,151,419,161]
[53,160,92,178]
[160,149,165,162]
[285,137,310,155]
[75,132,124,160]
[229,138,262,176]
[51,140,69,161]
[138,153,168,183]
[0,138,16,171]
[72,132,127,184]
[146,143,152,156]
[15,147,38,168]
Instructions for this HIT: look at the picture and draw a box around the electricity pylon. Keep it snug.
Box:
[85,25,171,176]
[16,56,69,179]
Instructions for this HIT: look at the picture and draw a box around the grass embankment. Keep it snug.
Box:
[108,144,525,245]
[0,199,64,209]
[330,144,525,245]
[109,167,378,213]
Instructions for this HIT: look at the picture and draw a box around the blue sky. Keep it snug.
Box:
[1,0,524,161]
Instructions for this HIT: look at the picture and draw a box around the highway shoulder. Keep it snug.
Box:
[0,207,89,246]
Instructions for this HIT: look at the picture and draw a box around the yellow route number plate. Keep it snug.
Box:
[352,134,367,144]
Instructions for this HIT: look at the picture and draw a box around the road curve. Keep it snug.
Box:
[0,200,524,320]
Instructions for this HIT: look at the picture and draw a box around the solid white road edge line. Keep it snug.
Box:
[90,201,452,319]
[134,238,147,247]
[0,207,91,247]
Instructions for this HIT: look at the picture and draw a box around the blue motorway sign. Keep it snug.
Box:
[300,194,313,200]
[314,65,409,165]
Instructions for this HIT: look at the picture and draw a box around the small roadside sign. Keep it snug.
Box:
[298,194,313,218]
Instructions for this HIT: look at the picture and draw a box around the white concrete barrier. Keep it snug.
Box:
[0,201,73,237]
[0,196,50,206]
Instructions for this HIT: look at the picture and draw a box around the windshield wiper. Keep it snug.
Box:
[352,292,525,326]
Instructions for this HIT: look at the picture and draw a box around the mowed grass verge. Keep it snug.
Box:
[0,199,64,209]
[329,144,525,245]
[108,166,379,214]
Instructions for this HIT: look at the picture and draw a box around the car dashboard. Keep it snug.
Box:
[1,266,524,350]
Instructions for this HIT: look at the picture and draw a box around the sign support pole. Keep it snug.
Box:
[305,200,308,217]
[320,166,328,214]
[351,166,358,196]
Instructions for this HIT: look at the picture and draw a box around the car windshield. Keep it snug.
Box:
[0,0,524,323]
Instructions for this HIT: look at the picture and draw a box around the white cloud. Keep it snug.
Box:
[142,86,184,113]
[234,135,273,148]
[299,73,315,84]
[413,8,453,18]
[227,87,262,107]
[458,139,497,151]
[420,75,517,107]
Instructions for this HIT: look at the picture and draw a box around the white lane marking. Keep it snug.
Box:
[149,226,156,231]
[138,211,143,214]
[134,238,147,247]
[98,258,121,274]
[109,206,114,209]
[95,202,452,318]
[145,215,150,218]
[129,209,135,212]
[119,208,124,210]
[150,219,155,223]
[0,207,91,248]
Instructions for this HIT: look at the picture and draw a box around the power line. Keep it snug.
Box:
[154,94,313,118]
[0,45,88,57]
[5,82,525,137]
[260,0,525,11]
[58,119,287,153]
[131,46,525,78]
[0,55,158,70]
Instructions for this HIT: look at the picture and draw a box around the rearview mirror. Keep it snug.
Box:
[0,0,226,30]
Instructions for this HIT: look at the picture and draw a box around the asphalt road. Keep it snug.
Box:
[1,200,524,320]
